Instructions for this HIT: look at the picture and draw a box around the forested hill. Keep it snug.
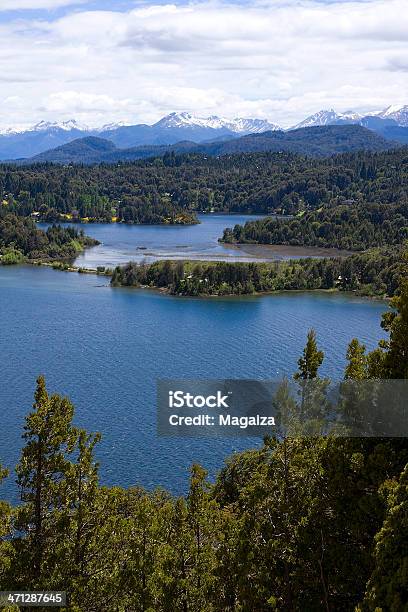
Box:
[219,145,408,250]
[27,124,395,164]
[222,203,408,251]
[1,146,408,224]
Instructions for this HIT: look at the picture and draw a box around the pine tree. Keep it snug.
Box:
[295,329,324,380]
[366,250,408,379]
[186,464,218,611]
[163,497,192,612]
[119,488,166,611]
[0,465,13,589]
[51,429,108,607]
[361,463,408,611]
[345,338,367,380]
[273,377,298,437]
[213,506,240,611]
[15,376,79,587]
[380,259,408,378]
[294,330,328,426]
[341,339,369,434]
[63,485,129,611]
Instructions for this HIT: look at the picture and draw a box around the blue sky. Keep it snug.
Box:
[0,0,407,129]
[0,0,374,21]
[0,1,137,22]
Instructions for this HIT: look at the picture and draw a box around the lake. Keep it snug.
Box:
[0,262,387,501]
[40,214,352,268]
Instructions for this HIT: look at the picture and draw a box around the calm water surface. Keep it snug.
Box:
[0,264,387,501]
[42,215,351,268]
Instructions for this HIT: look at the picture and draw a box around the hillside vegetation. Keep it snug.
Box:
[111,249,403,298]
[0,213,98,263]
[2,147,408,226]
[222,203,408,250]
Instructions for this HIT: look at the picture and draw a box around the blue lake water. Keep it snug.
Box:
[0,261,387,501]
[40,214,351,268]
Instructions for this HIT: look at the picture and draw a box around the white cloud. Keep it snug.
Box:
[0,0,87,10]
[0,0,407,128]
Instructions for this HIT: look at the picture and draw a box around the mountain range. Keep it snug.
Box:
[27,125,394,165]
[292,106,408,145]
[1,105,408,162]
[0,113,279,160]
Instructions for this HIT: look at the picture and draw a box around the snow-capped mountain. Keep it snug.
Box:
[153,112,280,134]
[31,119,91,132]
[29,119,131,133]
[338,110,362,122]
[99,121,132,132]
[0,119,92,135]
[0,106,407,161]
[292,109,362,129]
[0,125,28,136]
[376,105,408,127]
[0,112,282,160]
[224,117,281,134]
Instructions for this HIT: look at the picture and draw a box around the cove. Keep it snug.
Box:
[40,214,352,268]
[0,264,386,500]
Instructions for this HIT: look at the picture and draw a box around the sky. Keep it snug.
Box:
[0,0,407,129]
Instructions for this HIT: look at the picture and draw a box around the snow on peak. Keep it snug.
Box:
[154,112,280,133]
[0,124,28,135]
[340,110,362,121]
[380,104,407,116]
[293,108,363,129]
[154,112,199,128]
[1,105,407,140]
[99,121,132,132]
[31,119,90,132]
[226,118,281,133]
[293,109,341,129]
[378,105,408,126]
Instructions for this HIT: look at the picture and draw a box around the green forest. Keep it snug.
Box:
[221,203,408,251]
[0,269,407,611]
[110,248,402,297]
[0,213,98,264]
[1,147,408,228]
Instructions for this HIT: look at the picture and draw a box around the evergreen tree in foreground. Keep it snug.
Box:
[0,465,13,588]
[365,250,408,379]
[294,329,324,380]
[345,338,367,380]
[360,463,408,611]
[14,376,79,587]
[380,258,408,378]
[294,329,330,427]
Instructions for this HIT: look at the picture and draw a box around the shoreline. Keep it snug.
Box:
[22,260,388,302]
[223,242,355,259]
[36,217,200,227]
